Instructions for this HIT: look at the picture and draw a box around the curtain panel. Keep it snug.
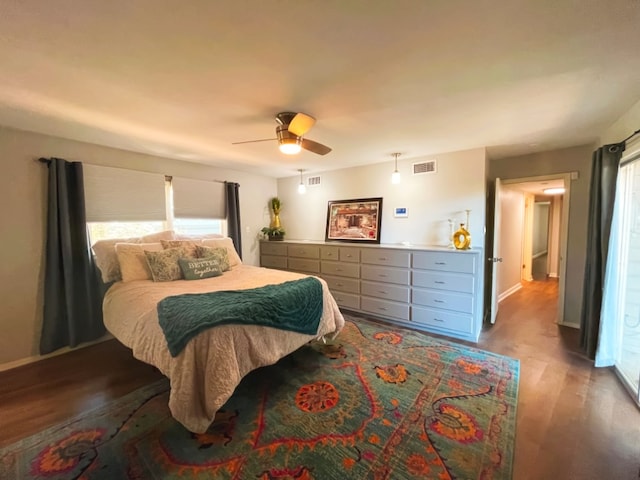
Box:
[40,158,105,354]
[579,143,625,359]
[225,182,242,259]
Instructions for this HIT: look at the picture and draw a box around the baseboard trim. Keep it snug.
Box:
[498,283,522,303]
[0,335,112,372]
[548,272,558,278]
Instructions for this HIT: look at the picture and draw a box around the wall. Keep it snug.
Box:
[548,196,562,277]
[276,148,487,248]
[0,126,277,367]
[489,143,594,327]
[498,186,524,298]
[532,202,550,257]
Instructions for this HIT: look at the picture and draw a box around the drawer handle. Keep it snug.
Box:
[327,253,333,256]
[346,254,353,258]
[336,283,344,287]
[433,318,444,322]
[379,274,388,278]
[434,281,445,284]
[378,290,388,294]
[434,299,445,303]
[379,257,388,261]
[378,307,388,311]
[435,262,446,265]
[336,268,343,272]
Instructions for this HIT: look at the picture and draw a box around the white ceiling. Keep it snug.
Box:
[1,1,639,178]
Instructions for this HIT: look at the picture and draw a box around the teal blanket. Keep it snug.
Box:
[157,277,324,357]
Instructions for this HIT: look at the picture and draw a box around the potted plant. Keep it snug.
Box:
[261,225,286,241]
[261,197,285,241]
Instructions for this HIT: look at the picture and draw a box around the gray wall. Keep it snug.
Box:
[276,148,487,248]
[0,126,277,367]
[489,144,594,327]
[498,185,525,298]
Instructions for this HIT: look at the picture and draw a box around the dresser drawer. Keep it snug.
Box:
[321,275,360,294]
[288,245,320,259]
[411,306,473,334]
[331,291,360,310]
[412,270,474,294]
[288,258,320,273]
[412,288,473,314]
[361,281,410,303]
[361,249,410,268]
[361,265,410,285]
[361,297,410,321]
[261,242,287,256]
[260,255,287,269]
[340,248,360,263]
[321,246,339,261]
[413,251,475,274]
[321,262,360,278]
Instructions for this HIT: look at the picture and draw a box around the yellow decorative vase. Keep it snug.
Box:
[453,223,471,250]
[270,213,281,229]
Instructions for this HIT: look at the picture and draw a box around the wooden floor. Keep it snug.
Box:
[1,278,639,479]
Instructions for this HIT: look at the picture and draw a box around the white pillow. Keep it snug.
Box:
[201,237,242,267]
[92,230,174,283]
[115,242,164,282]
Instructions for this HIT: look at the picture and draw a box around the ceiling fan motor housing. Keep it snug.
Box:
[276,124,301,145]
[275,111,298,126]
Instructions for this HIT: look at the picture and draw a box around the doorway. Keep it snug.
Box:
[492,174,571,325]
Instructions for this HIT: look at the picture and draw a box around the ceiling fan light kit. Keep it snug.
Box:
[277,125,302,155]
[232,111,331,156]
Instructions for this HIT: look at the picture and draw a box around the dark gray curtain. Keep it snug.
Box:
[225,181,242,259]
[580,143,625,359]
[40,158,105,354]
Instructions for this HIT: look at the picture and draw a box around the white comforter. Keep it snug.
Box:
[103,265,345,433]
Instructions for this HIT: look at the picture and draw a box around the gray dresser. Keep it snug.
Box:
[260,240,483,342]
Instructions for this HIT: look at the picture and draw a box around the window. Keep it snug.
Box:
[84,166,226,243]
[88,221,167,243]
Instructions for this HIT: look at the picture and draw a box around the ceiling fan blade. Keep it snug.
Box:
[231,138,276,145]
[288,113,316,137]
[301,138,332,155]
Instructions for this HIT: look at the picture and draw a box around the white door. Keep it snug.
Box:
[490,178,502,324]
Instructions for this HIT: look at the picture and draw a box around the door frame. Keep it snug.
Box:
[499,173,571,325]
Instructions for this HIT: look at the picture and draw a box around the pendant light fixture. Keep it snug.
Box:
[297,169,306,194]
[391,152,401,184]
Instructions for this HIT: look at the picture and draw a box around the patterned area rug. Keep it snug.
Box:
[0,318,519,479]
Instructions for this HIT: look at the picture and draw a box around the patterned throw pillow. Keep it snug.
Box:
[196,245,230,271]
[144,247,188,282]
[160,239,200,258]
[178,258,223,280]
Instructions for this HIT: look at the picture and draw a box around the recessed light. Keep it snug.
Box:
[543,187,565,195]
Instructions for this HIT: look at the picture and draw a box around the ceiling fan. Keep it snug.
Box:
[232,112,332,156]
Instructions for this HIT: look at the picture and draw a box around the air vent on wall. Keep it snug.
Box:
[307,175,321,187]
[413,160,437,175]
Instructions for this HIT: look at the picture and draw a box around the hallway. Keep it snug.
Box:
[478,278,640,480]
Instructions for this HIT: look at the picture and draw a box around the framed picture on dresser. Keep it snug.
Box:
[325,197,382,243]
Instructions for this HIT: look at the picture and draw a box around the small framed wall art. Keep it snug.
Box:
[325,197,383,243]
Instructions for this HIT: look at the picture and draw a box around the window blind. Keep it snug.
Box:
[83,164,167,222]
[172,177,225,219]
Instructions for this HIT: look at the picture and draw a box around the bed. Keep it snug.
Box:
[102,263,345,433]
